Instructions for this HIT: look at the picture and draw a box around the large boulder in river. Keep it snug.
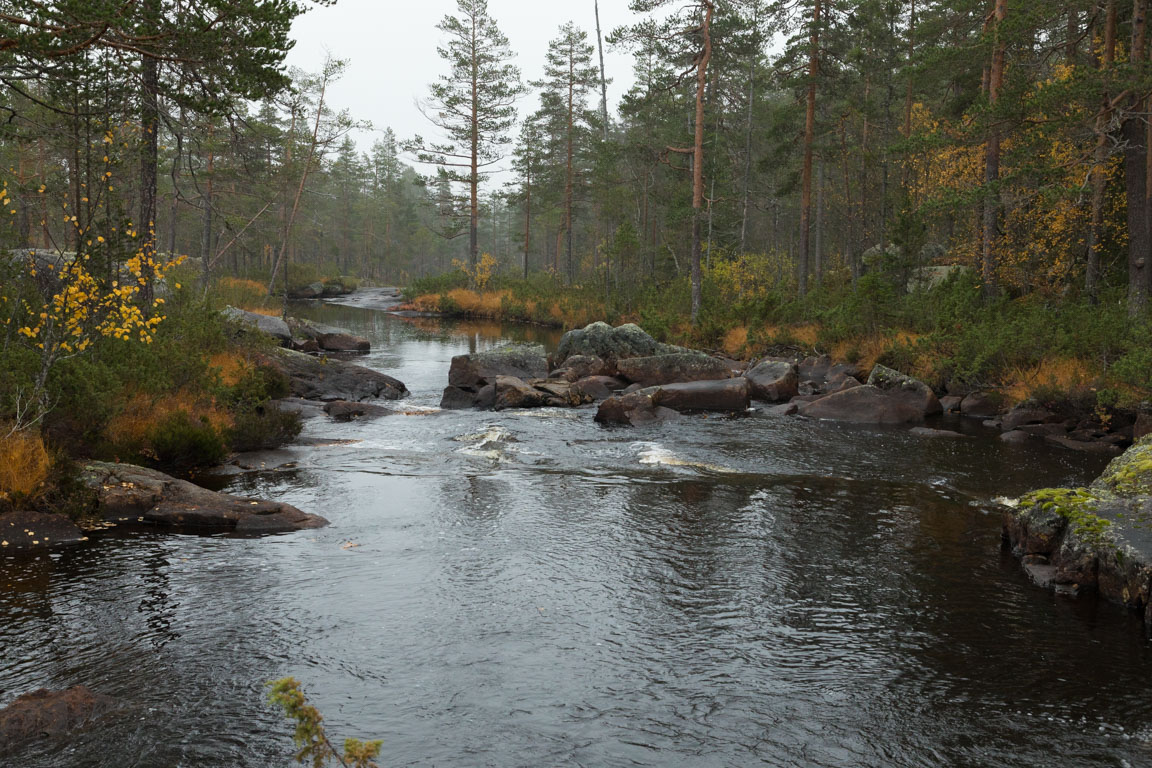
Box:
[595,389,681,426]
[0,686,114,752]
[654,378,751,412]
[572,375,625,401]
[0,510,84,551]
[82,462,328,533]
[263,347,407,402]
[866,364,942,416]
[744,360,799,402]
[554,322,680,368]
[596,379,750,426]
[222,306,291,345]
[493,376,550,410]
[448,343,549,388]
[288,318,371,353]
[616,352,732,387]
[549,354,613,381]
[799,385,929,424]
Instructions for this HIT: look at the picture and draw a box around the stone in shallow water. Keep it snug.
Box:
[0,686,114,751]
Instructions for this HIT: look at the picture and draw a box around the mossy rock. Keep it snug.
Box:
[1092,435,1152,497]
[1019,487,1113,546]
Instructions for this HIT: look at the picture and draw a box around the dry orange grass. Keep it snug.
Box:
[1002,357,1094,405]
[239,305,281,317]
[0,429,51,500]
[831,331,925,374]
[209,352,252,387]
[105,391,233,451]
[722,326,749,357]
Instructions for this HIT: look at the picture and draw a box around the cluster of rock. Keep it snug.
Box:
[439,323,756,420]
[288,278,357,299]
[1003,436,1152,632]
[223,307,372,355]
[938,393,1138,455]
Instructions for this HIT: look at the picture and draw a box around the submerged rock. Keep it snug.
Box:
[0,686,114,752]
[0,510,85,551]
[323,400,391,421]
[82,461,328,533]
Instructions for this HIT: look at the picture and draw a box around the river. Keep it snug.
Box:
[2,300,1151,768]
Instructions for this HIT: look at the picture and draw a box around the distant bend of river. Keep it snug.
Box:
[2,301,1151,768]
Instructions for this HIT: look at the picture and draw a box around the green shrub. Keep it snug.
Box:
[148,411,229,469]
[229,405,302,452]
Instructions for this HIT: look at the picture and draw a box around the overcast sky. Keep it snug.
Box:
[284,0,641,172]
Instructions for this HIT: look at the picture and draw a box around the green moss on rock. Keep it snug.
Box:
[1092,435,1152,497]
[1019,487,1113,546]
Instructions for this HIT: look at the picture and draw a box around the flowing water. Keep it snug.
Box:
[3,300,1152,768]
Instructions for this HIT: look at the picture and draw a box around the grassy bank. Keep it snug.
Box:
[0,266,308,520]
[405,266,1152,415]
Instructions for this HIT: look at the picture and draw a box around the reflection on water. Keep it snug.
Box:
[2,305,1151,768]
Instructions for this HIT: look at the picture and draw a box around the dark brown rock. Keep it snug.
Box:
[1002,405,1060,431]
[533,380,592,408]
[82,462,327,533]
[1000,430,1034,444]
[595,390,660,425]
[940,395,963,413]
[493,376,550,410]
[550,354,613,381]
[0,510,84,551]
[572,375,625,401]
[744,360,799,402]
[616,352,732,387]
[909,427,970,439]
[960,392,1004,419]
[323,400,390,421]
[440,386,477,410]
[0,686,114,751]
[1135,411,1152,440]
[264,348,407,402]
[799,385,929,424]
[316,332,371,353]
[448,343,548,388]
[867,364,942,416]
[652,378,752,413]
[1044,436,1124,455]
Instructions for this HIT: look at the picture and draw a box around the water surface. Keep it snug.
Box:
[2,302,1150,768]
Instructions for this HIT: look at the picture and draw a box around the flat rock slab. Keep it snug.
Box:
[0,510,84,551]
[82,461,327,533]
[908,427,971,439]
[448,343,549,388]
[0,686,114,752]
[265,348,407,402]
[222,306,291,344]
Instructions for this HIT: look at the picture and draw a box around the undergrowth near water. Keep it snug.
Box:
[405,267,1152,410]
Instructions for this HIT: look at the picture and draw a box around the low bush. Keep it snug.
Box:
[147,411,229,469]
[0,429,52,504]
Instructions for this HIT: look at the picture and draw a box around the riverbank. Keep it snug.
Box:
[403,271,1152,438]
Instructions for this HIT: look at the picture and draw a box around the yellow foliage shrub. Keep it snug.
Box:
[0,430,51,500]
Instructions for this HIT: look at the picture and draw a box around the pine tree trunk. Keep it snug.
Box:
[1088,0,1117,302]
[798,0,821,299]
[139,0,160,307]
[689,1,714,325]
[981,0,1007,301]
[566,52,575,284]
[595,0,609,139]
[1128,0,1149,315]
